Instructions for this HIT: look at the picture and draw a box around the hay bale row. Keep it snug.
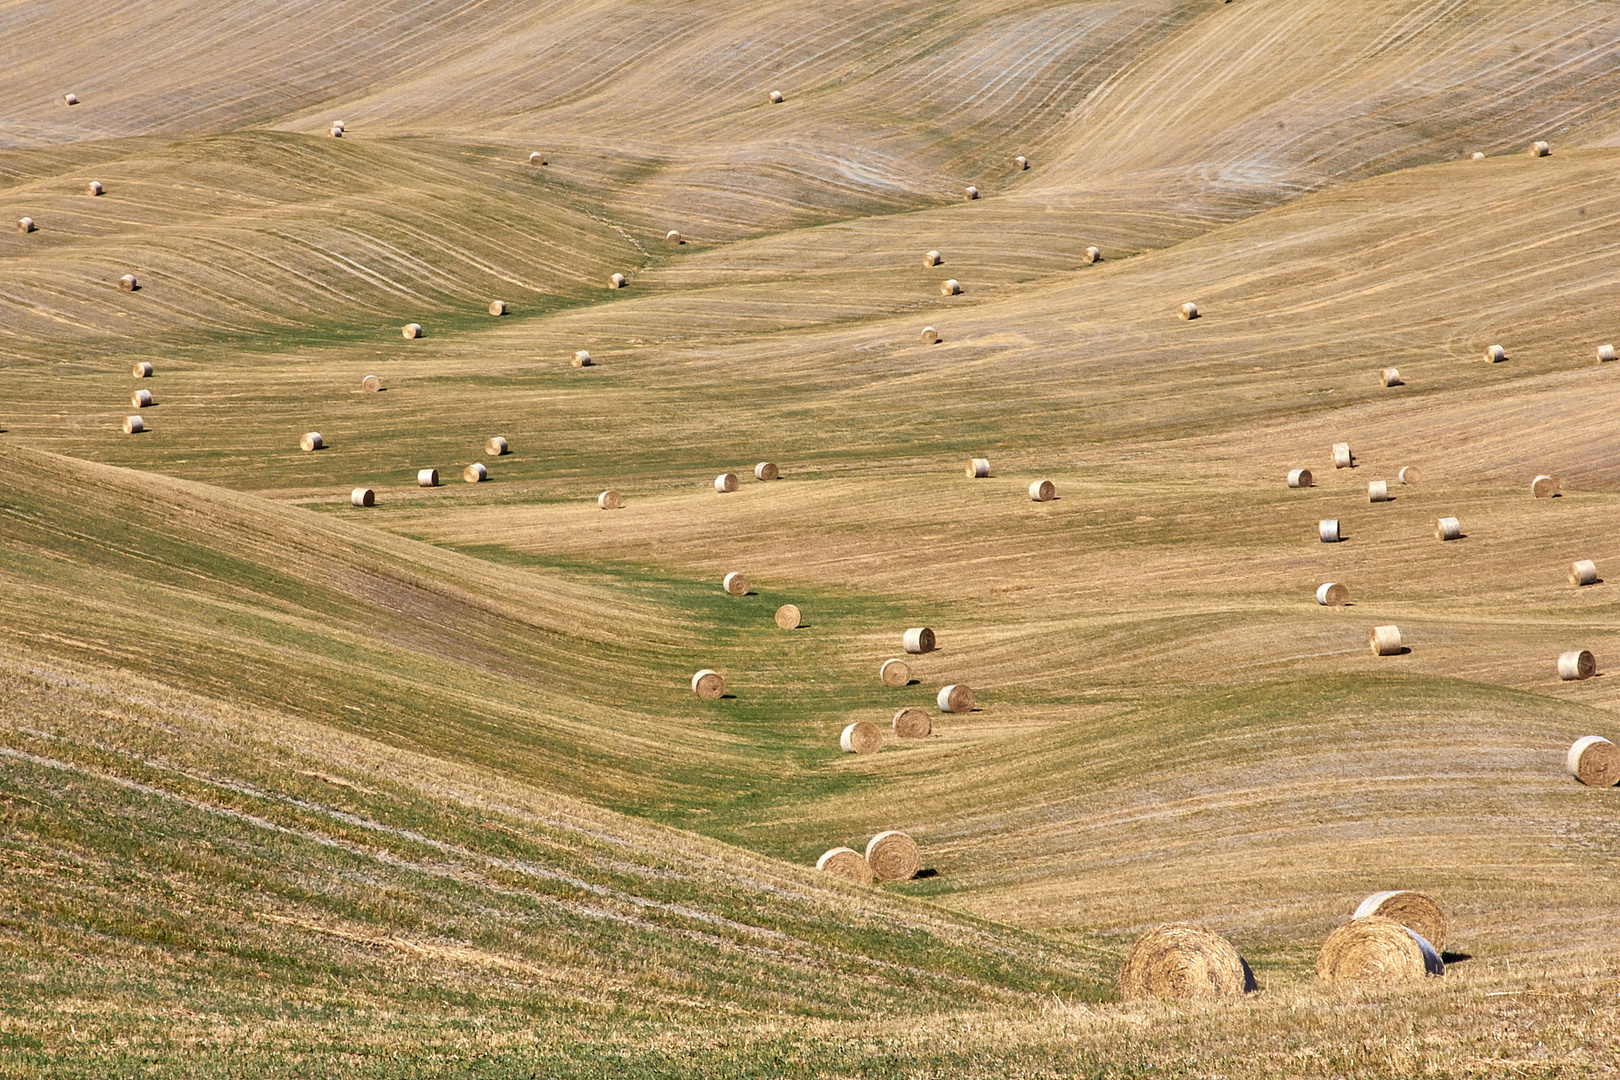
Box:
[598,489,622,510]
[351,487,374,507]
[1317,916,1443,986]
[131,389,151,408]
[300,432,324,452]
[775,604,801,629]
[1319,519,1341,543]
[1569,559,1598,586]
[1119,924,1255,1001]
[1568,736,1620,786]
[1558,649,1596,681]
[1028,479,1054,502]
[841,721,882,754]
[1353,890,1447,950]
[692,669,725,699]
[892,706,930,738]
[723,572,749,596]
[937,684,973,713]
[1531,474,1560,498]
[966,457,990,478]
[1332,442,1352,469]
[880,658,910,686]
[1369,624,1402,656]
[904,627,935,654]
[1287,468,1312,488]
[1381,367,1403,387]
[1316,582,1348,606]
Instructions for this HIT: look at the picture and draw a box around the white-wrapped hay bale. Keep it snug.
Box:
[1319,519,1341,543]
[1287,468,1312,488]
[463,462,487,483]
[122,415,144,434]
[924,250,942,266]
[966,458,990,478]
[768,90,784,104]
[1119,923,1255,1002]
[488,300,506,316]
[486,436,509,456]
[1398,466,1419,485]
[666,230,683,245]
[572,350,593,367]
[1435,516,1461,540]
[17,217,35,234]
[865,831,921,882]
[402,323,422,339]
[1567,735,1620,786]
[1353,891,1447,950]
[87,181,103,196]
[920,326,939,344]
[1316,582,1348,606]
[417,469,439,487]
[1369,480,1388,503]
[119,274,137,291]
[714,472,738,493]
[1179,302,1199,320]
[300,432,324,452]
[1531,474,1561,498]
[609,273,626,289]
[1369,625,1403,656]
[880,659,910,686]
[892,707,931,738]
[362,374,382,392]
[1559,650,1596,681]
[1381,368,1403,387]
[598,489,623,510]
[1529,141,1550,157]
[528,151,546,165]
[941,279,961,296]
[132,362,153,378]
[1471,151,1485,159]
[1015,155,1028,170]
[775,604,801,629]
[1028,479,1055,502]
[903,627,935,654]
[1317,916,1443,986]
[692,669,725,699]
[964,186,979,200]
[840,721,882,754]
[1599,344,1616,363]
[937,684,973,713]
[1082,246,1101,264]
[723,572,749,596]
[816,847,871,884]
[754,462,779,481]
[1483,344,1505,362]
[351,487,374,507]
[1332,442,1352,469]
[131,389,151,408]
[1569,559,1598,586]
[64,93,78,105]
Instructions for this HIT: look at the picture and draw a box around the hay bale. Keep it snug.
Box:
[1179,302,1199,320]
[486,436,509,456]
[1369,480,1388,503]
[1353,891,1447,950]
[329,126,343,138]
[598,489,623,509]
[488,300,506,316]
[1015,155,1028,170]
[864,831,921,882]
[362,374,382,392]
[841,721,882,754]
[119,274,137,291]
[1332,442,1352,469]
[966,458,990,478]
[754,462,779,481]
[609,273,626,289]
[775,604,801,629]
[1118,923,1255,1002]
[64,93,78,106]
[300,432,324,452]
[924,250,942,266]
[131,389,151,408]
[132,362,153,378]
[122,415,144,434]
[880,659,910,687]
[572,350,593,367]
[1082,246,1101,264]
[1569,559,1598,586]
[920,326,939,344]
[768,90,784,104]
[1317,916,1443,985]
[1529,141,1550,157]
[1398,466,1419,485]
[16,217,35,234]
[87,181,103,196]
[692,669,725,699]
[463,462,487,483]
[1319,519,1341,543]
[1471,151,1485,159]
[351,487,374,507]
[1369,624,1403,656]
[1287,468,1312,488]
[1381,368,1403,387]
[331,120,344,131]
[1435,516,1461,540]
[417,468,439,487]
[816,847,871,884]
[1599,344,1616,362]
[714,472,739,493]
[1029,479,1055,502]
[528,152,546,165]
[941,279,961,295]
[903,627,935,654]
[723,572,750,596]
[892,707,931,738]
[402,323,422,339]
[937,684,973,713]
[1531,474,1561,498]
[1483,344,1505,362]
[1316,582,1348,606]
[1559,649,1596,681]
[666,229,683,245]
[965,186,979,200]
[1567,735,1620,786]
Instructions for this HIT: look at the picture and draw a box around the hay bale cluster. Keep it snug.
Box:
[814,832,921,885]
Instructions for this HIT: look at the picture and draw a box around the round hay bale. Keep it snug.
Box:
[768,90,784,104]
[1471,151,1485,160]
[1119,923,1254,1002]
[1531,474,1561,498]
[598,489,623,510]
[1558,649,1596,681]
[131,389,151,408]
[1598,344,1616,363]
[17,217,35,234]
[754,461,779,481]
[1529,141,1550,157]
[1435,516,1461,541]
[1353,891,1448,950]
[609,273,626,289]
[964,186,979,200]
[402,323,422,339]
[1029,479,1055,502]
[119,274,137,291]
[966,458,990,478]
[1317,917,1443,985]
[880,659,910,686]
[64,93,78,106]
[1179,302,1199,320]
[774,604,801,629]
[1381,367,1403,387]
[1332,442,1352,469]
[924,250,942,266]
[1369,624,1403,656]
[841,721,882,755]
[1015,155,1028,170]
[903,627,935,654]
[1317,582,1348,606]
[329,126,343,138]
[463,462,487,483]
[692,668,725,699]
[1569,559,1598,586]
[1368,480,1388,503]
[666,229,683,245]
[920,326,939,344]
[132,362,153,378]
[350,487,374,507]
[714,472,739,493]
[528,151,546,165]
[362,374,382,392]
[300,432,324,452]
[572,350,593,367]
[816,847,871,884]
[864,831,921,882]
[488,300,506,316]
[1398,466,1419,485]
[892,707,931,738]
[1082,246,1101,264]
[486,436,509,456]
[723,572,750,596]
[331,120,344,131]
[937,684,973,713]
[1319,519,1341,543]
[87,181,103,196]
[122,415,144,434]
[1567,735,1620,786]
[1483,344,1505,362]
[941,279,961,296]
[417,468,439,488]
[1287,468,1312,488]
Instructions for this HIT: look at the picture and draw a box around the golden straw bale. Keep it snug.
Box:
[1119,923,1254,1002]
[119,274,137,291]
[1015,156,1028,170]
[1287,468,1311,488]
[528,152,546,165]
[768,90,784,104]
[417,469,439,487]
[920,326,939,344]
[1529,141,1550,157]
[1353,891,1447,950]
[1317,917,1442,986]
[754,462,779,481]
[1332,442,1352,469]
[300,432,324,452]
[924,250,941,266]
[331,120,344,131]
[880,659,910,686]
[691,669,725,699]
[350,488,374,507]
[666,230,683,245]
[966,458,990,478]
[1082,246,1101,264]
[864,831,921,882]
[362,374,382,391]
[1483,344,1505,362]
[774,604,801,629]
[903,628,935,654]
[1569,559,1598,586]
[1558,650,1596,681]
[714,472,739,493]
[1398,466,1419,485]
[131,389,151,408]
[488,300,506,316]
[572,350,593,367]
[1381,368,1403,387]
[1435,516,1461,540]
[964,186,979,200]
[87,181,103,196]
[723,572,750,596]
[816,847,871,884]
[122,415,144,434]
[1599,344,1616,363]
[486,436,509,456]
[1319,519,1341,543]
[609,273,626,288]
[1179,302,1198,319]
[1567,736,1620,787]
[1316,582,1348,606]
[892,707,931,738]
[402,323,422,339]
[597,489,623,510]
[1369,481,1388,503]
[64,93,78,105]
[1531,474,1561,498]
[941,279,961,295]
[1369,625,1403,656]
[463,462,487,483]
[17,217,35,234]
[132,362,153,378]
[329,126,344,138]
[937,684,973,713]
[840,721,882,755]
[1028,479,1055,502]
